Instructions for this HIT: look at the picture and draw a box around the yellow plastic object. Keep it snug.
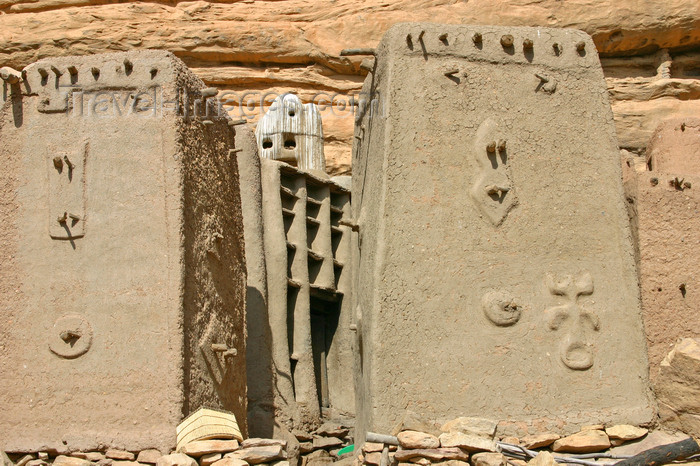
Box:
[176,407,243,450]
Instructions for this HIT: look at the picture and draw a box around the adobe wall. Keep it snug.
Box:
[0,50,247,453]
[236,124,277,438]
[352,23,654,442]
[646,119,700,176]
[625,118,700,382]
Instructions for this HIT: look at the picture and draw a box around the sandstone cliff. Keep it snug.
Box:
[1,0,699,174]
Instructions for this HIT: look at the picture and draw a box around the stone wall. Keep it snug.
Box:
[0,0,699,174]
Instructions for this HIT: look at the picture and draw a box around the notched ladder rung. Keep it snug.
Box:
[307,250,324,262]
[282,208,295,217]
[280,186,297,198]
[310,284,343,301]
[340,48,376,56]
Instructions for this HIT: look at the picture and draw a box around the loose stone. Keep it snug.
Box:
[439,432,496,452]
[520,433,560,449]
[398,431,440,449]
[106,451,135,462]
[315,423,350,438]
[16,456,35,466]
[155,454,197,466]
[605,425,648,441]
[211,459,249,466]
[240,439,286,450]
[200,454,222,466]
[312,437,343,449]
[137,450,163,464]
[551,430,611,453]
[226,445,286,465]
[53,457,91,466]
[299,442,314,454]
[394,448,469,462]
[180,441,240,457]
[470,452,507,466]
[527,451,558,466]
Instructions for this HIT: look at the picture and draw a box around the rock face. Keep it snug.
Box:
[352,23,653,443]
[655,338,700,437]
[0,0,698,174]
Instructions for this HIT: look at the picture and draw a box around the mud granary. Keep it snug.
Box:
[0,51,248,452]
[239,121,354,436]
[351,23,653,441]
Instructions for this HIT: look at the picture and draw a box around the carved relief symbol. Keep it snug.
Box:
[535,72,557,94]
[48,146,86,240]
[470,119,517,226]
[199,314,238,386]
[544,272,601,371]
[482,290,522,327]
[49,314,93,359]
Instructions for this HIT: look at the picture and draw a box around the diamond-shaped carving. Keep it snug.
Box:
[470,119,516,226]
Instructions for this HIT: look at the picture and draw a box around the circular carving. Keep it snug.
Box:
[482,291,522,326]
[48,314,93,359]
[561,340,594,371]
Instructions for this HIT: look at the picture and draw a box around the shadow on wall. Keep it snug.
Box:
[246,284,277,438]
[181,117,248,438]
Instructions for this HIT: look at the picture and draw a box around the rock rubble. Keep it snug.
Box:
[357,416,653,466]
[0,417,669,466]
[0,420,351,466]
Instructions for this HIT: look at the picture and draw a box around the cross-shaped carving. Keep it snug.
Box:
[545,272,601,370]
